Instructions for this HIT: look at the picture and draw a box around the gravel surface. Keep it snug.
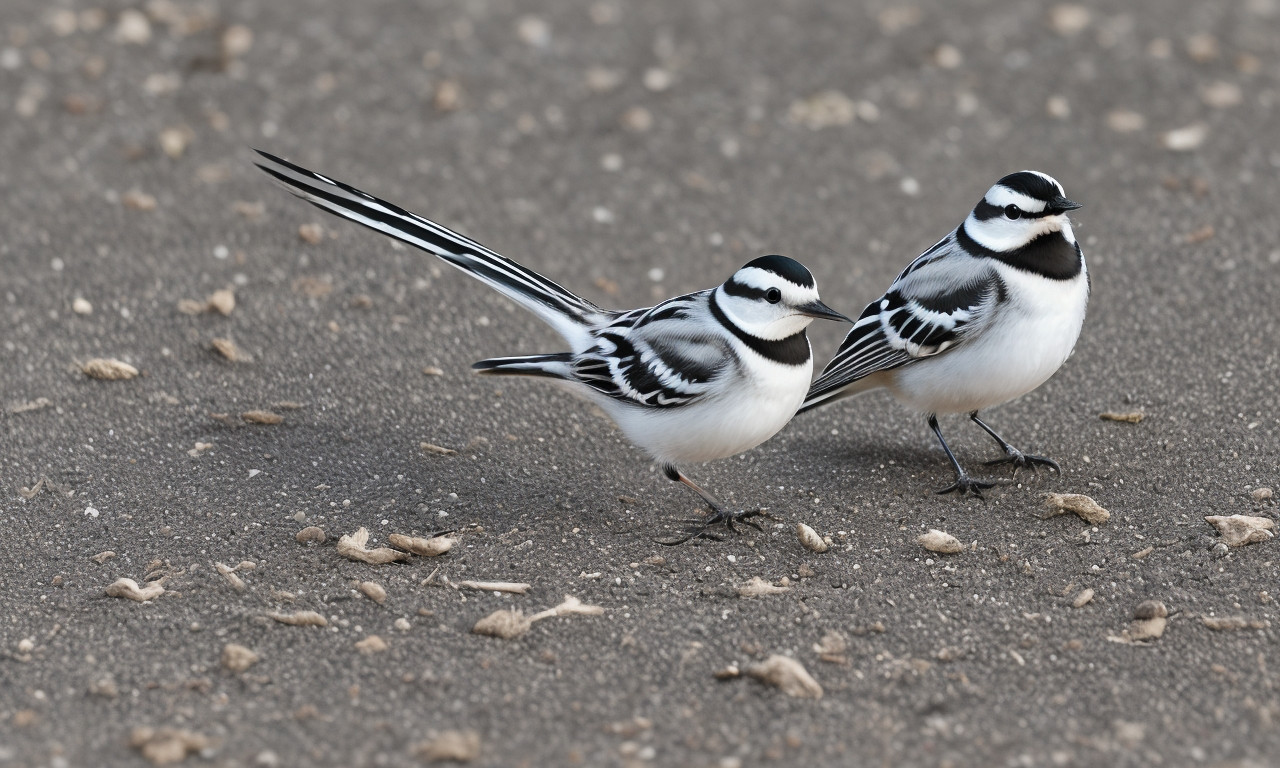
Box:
[3,1,1279,766]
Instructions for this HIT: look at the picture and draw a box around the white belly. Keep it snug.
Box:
[889,265,1088,414]
[609,357,813,465]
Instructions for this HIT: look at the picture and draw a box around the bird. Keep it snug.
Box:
[253,150,851,541]
[800,170,1087,496]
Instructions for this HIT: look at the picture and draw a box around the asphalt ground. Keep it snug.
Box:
[2,1,1279,766]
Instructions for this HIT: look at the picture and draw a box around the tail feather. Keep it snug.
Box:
[254,150,606,348]
[472,353,575,380]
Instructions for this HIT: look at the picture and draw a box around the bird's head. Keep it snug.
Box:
[962,171,1081,253]
[714,255,851,341]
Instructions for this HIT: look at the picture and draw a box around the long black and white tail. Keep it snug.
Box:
[472,352,575,380]
[254,150,607,349]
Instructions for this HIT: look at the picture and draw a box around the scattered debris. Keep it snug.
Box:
[813,631,849,664]
[1049,4,1091,36]
[1113,600,1169,643]
[241,410,283,425]
[298,223,325,245]
[918,529,963,554]
[72,297,93,315]
[788,90,857,129]
[91,551,116,564]
[1044,493,1110,525]
[296,526,326,544]
[745,655,823,699]
[472,595,603,639]
[1132,546,1154,560]
[737,576,789,597]
[1100,411,1144,423]
[1206,515,1275,547]
[122,189,158,211]
[355,635,388,655]
[796,523,829,553]
[221,644,259,672]
[422,366,444,377]
[414,730,481,763]
[336,527,410,564]
[130,727,210,765]
[358,581,387,604]
[187,442,213,458]
[215,562,247,593]
[1106,109,1146,133]
[8,397,53,415]
[1252,487,1273,502]
[1162,123,1208,152]
[388,533,456,557]
[1200,616,1270,631]
[267,611,327,627]
[208,289,235,316]
[211,338,250,362]
[457,580,530,594]
[420,442,457,456]
[81,358,138,380]
[1072,588,1095,608]
[105,578,165,602]
[395,618,411,631]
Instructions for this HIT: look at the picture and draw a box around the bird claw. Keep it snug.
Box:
[984,451,1060,475]
[656,509,769,546]
[935,475,998,498]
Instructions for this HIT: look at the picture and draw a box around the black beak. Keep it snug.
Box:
[797,299,853,324]
[1048,195,1083,214]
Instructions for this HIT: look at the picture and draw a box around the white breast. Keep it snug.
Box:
[888,263,1089,415]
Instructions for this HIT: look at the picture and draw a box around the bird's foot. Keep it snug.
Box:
[984,450,1060,474]
[935,474,998,498]
[657,509,769,546]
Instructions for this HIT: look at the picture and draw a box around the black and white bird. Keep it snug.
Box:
[254,150,850,540]
[801,171,1087,496]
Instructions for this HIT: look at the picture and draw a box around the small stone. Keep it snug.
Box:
[394,618,411,632]
[1072,588,1094,608]
[918,529,963,554]
[242,410,283,425]
[1250,487,1272,502]
[473,609,532,639]
[788,90,856,129]
[298,223,324,244]
[82,358,139,381]
[1046,95,1071,119]
[1044,493,1110,525]
[1162,123,1208,152]
[796,523,829,553]
[130,728,210,766]
[1106,109,1146,133]
[159,127,191,158]
[1134,600,1168,620]
[1200,81,1243,109]
[420,442,457,456]
[267,610,327,627]
[221,643,259,672]
[114,9,152,45]
[208,289,235,316]
[1049,4,1092,35]
[337,527,411,564]
[355,635,388,655]
[358,581,387,604]
[295,526,326,544]
[388,533,456,557]
[221,25,254,58]
[813,631,848,664]
[737,576,789,598]
[745,655,823,699]
[434,80,463,112]
[211,338,250,363]
[122,189,158,211]
[105,578,164,602]
[415,730,481,763]
[620,106,652,133]
[1205,515,1276,547]
[72,297,93,315]
[516,15,551,48]
[91,551,116,564]
[1186,33,1219,62]
[934,44,963,69]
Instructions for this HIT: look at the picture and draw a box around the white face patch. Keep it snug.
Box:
[965,172,1072,253]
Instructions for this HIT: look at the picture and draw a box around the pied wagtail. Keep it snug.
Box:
[254,150,851,540]
[801,171,1087,496]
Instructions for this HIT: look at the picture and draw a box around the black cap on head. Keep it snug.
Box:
[995,171,1063,203]
[741,255,815,288]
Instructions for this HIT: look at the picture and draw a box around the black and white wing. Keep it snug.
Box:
[254,150,611,349]
[801,234,1003,410]
[571,291,733,408]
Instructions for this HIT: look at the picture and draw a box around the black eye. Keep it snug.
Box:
[765,288,782,304]
[1003,204,1021,220]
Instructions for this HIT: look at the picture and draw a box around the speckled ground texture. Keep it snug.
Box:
[3,1,1279,766]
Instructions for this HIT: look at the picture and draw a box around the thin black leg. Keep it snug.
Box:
[969,412,1061,474]
[656,463,766,545]
[929,414,997,498]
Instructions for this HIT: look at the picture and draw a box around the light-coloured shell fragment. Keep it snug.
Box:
[336,527,410,564]
[267,610,327,627]
[1205,515,1275,547]
[105,578,164,602]
[918,529,963,554]
[1044,493,1110,525]
[745,654,823,698]
[388,533,456,557]
[82,358,138,380]
[796,523,829,553]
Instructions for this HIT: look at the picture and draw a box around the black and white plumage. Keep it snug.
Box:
[801,171,1088,495]
[254,150,850,538]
